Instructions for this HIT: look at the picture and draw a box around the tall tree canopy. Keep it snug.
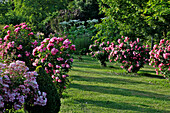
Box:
[97,0,169,43]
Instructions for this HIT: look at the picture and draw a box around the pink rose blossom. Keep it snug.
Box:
[51,48,58,55]
[66,64,70,68]
[118,39,121,44]
[48,63,53,67]
[62,75,67,78]
[58,79,62,82]
[56,70,60,73]
[4,25,9,29]
[18,54,22,57]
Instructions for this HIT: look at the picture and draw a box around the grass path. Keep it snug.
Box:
[60,55,170,113]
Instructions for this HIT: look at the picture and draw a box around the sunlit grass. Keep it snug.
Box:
[60,55,170,113]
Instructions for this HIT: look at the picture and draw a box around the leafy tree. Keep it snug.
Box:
[0,0,14,24]
[92,16,120,42]
[73,0,102,20]
[13,0,67,32]
[98,0,150,41]
[0,0,69,36]
[0,0,13,16]
[96,0,169,49]
[143,0,170,42]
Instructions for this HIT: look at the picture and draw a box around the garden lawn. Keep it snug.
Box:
[60,55,170,113]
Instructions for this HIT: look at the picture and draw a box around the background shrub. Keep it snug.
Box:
[109,36,150,73]
[92,17,120,42]
[149,39,170,79]
[73,0,102,20]
[89,40,110,67]
[97,0,169,47]
[58,19,98,55]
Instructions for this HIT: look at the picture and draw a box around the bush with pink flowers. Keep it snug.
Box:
[32,34,76,97]
[0,60,47,112]
[0,23,37,70]
[89,40,111,67]
[109,36,150,73]
[149,39,170,79]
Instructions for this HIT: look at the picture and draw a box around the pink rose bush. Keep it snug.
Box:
[0,23,37,70]
[89,40,111,67]
[32,34,76,97]
[149,39,170,79]
[109,36,150,73]
[0,60,47,112]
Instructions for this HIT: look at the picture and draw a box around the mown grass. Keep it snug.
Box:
[60,55,170,113]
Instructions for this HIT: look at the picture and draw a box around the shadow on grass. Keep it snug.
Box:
[72,68,165,80]
[72,69,140,79]
[139,70,156,74]
[73,56,97,62]
[72,75,149,85]
[72,68,125,76]
[75,99,169,113]
[138,71,165,79]
[73,64,105,70]
[70,83,170,101]
[73,64,121,70]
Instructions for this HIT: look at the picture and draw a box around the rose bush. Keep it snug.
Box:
[89,40,111,67]
[149,39,170,79]
[0,23,37,70]
[109,36,150,73]
[0,60,47,112]
[32,34,76,97]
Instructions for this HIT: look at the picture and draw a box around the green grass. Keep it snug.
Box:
[60,55,170,113]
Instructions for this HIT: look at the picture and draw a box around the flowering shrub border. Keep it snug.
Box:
[0,23,37,70]
[89,40,111,67]
[32,34,76,97]
[0,61,47,112]
[109,36,150,73]
[149,39,170,79]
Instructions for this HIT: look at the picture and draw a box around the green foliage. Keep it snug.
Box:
[0,0,20,25]
[73,0,101,20]
[59,19,98,54]
[0,11,27,25]
[143,0,170,42]
[97,0,169,44]
[98,0,150,41]
[46,9,81,34]
[74,35,92,55]
[26,66,61,113]
[0,0,68,35]
[13,0,67,31]
[0,0,13,16]
[92,17,120,42]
